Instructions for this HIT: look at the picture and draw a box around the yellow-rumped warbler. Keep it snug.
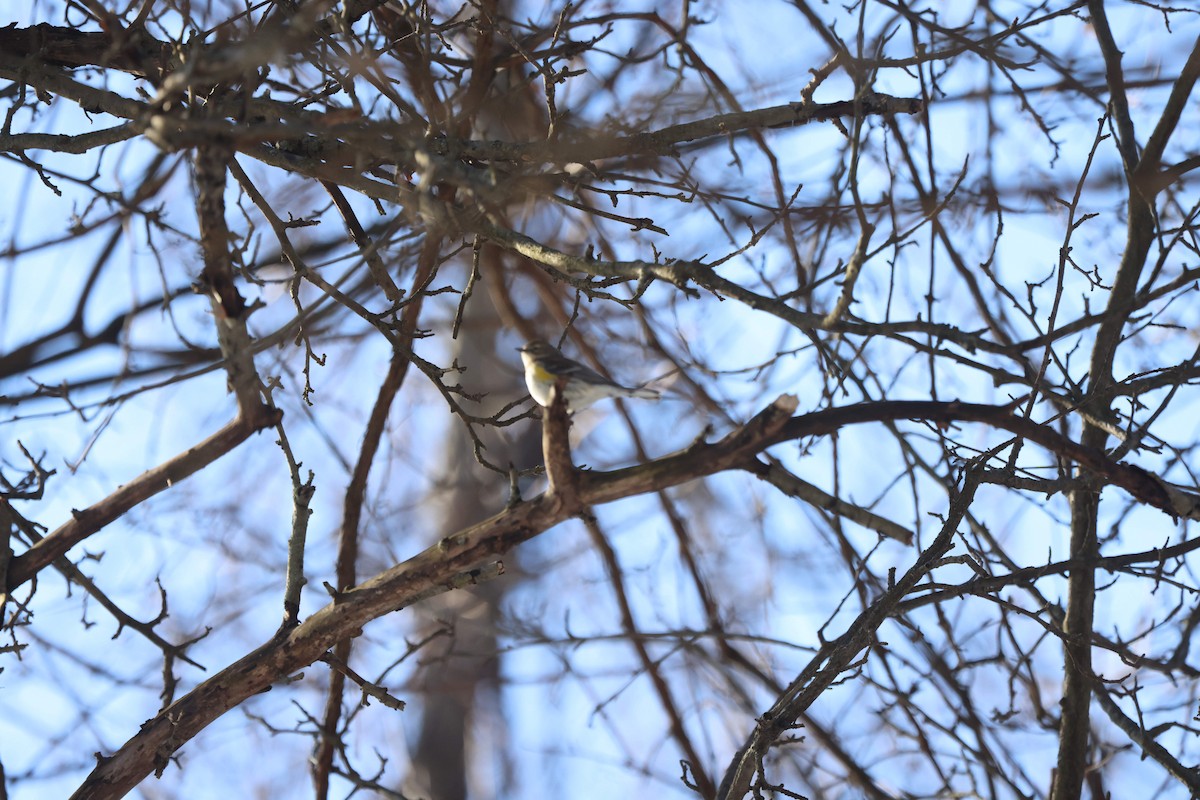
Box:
[519,339,660,411]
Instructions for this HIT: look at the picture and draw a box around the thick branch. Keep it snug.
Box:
[541,380,579,500]
[67,397,1194,797]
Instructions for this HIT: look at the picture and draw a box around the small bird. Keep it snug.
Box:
[518,339,660,411]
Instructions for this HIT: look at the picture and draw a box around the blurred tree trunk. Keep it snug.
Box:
[408,268,540,798]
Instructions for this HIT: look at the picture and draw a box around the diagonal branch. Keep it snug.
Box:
[716,468,982,800]
[6,409,278,592]
[64,396,1198,797]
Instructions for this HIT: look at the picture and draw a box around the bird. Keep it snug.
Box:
[518,339,660,411]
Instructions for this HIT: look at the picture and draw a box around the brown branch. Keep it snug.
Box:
[541,377,579,500]
[587,398,1183,521]
[277,424,314,631]
[0,124,140,154]
[6,409,279,592]
[0,47,148,120]
[0,23,170,75]
[64,397,1195,797]
[69,492,560,799]
[1092,678,1200,794]
[751,456,914,544]
[1054,488,1098,800]
[716,468,982,800]
[1046,12,1200,799]
[320,180,404,305]
[194,144,264,413]
[1133,26,1200,188]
